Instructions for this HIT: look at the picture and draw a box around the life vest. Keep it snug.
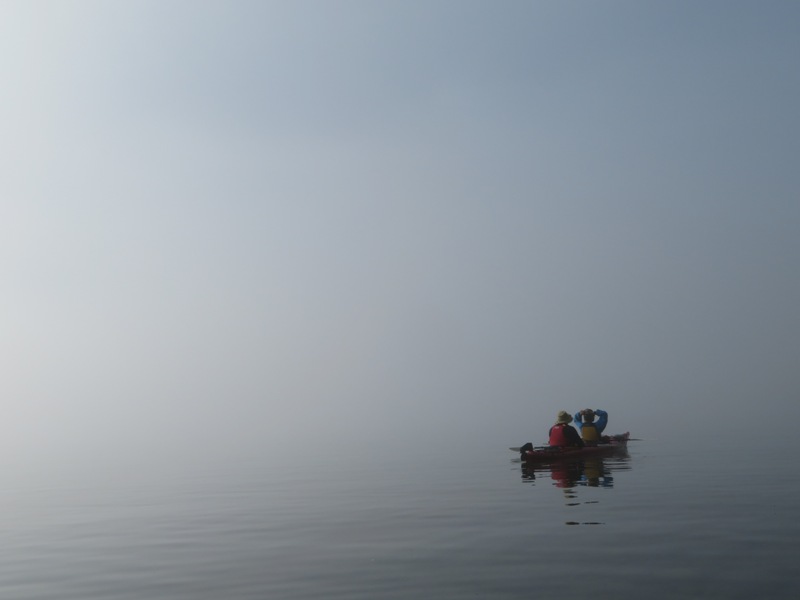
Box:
[580,422,599,443]
[549,423,570,447]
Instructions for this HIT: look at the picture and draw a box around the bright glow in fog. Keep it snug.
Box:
[2,1,799,478]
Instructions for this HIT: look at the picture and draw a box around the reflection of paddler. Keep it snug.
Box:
[582,457,602,487]
[550,461,581,488]
[579,457,615,488]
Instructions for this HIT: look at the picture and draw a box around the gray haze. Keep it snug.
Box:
[2,1,798,475]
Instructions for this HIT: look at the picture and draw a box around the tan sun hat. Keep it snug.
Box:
[556,410,573,424]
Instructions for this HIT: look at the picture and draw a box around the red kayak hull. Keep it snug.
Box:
[521,432,630,463]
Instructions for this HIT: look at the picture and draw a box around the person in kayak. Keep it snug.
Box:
[548,410,584,448]
[573,409,608,445]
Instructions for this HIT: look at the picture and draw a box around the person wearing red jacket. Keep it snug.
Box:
[548,410,584,448]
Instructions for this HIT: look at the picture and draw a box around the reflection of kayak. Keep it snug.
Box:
[513,432,630,463]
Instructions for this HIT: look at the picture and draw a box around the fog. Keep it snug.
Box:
[2,1,798,477]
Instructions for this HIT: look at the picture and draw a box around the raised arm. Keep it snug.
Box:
[594,409,608,434]
[573,411,583,431]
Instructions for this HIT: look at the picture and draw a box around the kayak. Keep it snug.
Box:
[512,432,630,463]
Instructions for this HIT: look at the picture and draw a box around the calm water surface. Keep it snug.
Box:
[1,434,797,599]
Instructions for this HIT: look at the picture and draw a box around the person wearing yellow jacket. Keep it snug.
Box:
[573,409,608,444]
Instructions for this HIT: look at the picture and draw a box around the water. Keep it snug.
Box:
[1,435,797,599]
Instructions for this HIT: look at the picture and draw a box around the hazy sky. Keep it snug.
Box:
[2,1,798,472]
